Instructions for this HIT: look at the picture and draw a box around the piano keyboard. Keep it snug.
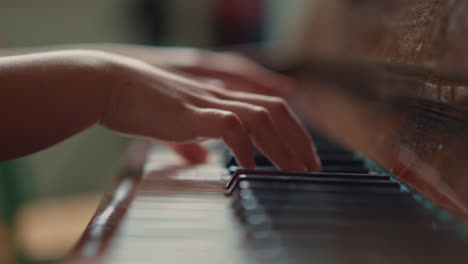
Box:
[78,137,468,264]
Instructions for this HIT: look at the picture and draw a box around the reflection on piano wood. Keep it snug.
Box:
[289,58,468,220]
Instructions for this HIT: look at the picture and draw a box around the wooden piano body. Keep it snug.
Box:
[65,1,468,263]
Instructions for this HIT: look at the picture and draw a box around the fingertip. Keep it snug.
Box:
[305,140,321,171]
[310,155,322,172]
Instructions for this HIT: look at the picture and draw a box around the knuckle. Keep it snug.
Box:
[268,97,289,113]
[178,102,191,112]
[221,112,242,131]
[210,87,230,98]
[179,104,197,119]
[251,106,271,124]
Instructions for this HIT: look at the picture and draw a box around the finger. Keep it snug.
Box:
[187,107,255,169]
[166,142,208,164]
[214,91,321,171]
[210,52,296,95]
[192,97,306,171]
[173,66,293,96]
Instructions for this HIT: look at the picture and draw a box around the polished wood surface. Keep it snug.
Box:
[284,0,468,221]
[298,0,468,74]
[290,59,468,221]
[64,142,148,263]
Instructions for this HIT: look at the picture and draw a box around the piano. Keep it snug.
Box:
[64,1,468,263]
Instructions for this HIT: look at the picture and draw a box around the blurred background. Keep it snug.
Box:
[0,0,314,263]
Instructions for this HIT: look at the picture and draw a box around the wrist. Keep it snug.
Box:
[52,49,122,125]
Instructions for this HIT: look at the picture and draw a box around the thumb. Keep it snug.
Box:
[166,142,209,164]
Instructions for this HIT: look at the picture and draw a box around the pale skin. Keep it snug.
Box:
[0,45,321,171]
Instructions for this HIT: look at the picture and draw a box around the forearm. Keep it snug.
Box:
[0,43,205,68]
[0,50,113,161]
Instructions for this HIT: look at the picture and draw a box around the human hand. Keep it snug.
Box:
[153,49,302,164]
[101,54,321,171]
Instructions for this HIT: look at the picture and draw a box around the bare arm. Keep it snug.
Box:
[0,50,111,161]
[0,44,201,67]
[0,50,320,171]
[0,43,293,96]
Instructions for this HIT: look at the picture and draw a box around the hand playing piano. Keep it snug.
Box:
[146,50,320,171]
[0,49,321,172]
[103,50,321,171]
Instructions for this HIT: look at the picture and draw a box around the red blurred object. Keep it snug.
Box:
[214,0,265,45]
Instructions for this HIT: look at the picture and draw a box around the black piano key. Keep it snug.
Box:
[229,165,369,174]
[236,210,438,229]
[234,180,402,195]
[232,190,420,211]
[232,198,432,217]
[247,228,464,243]
[231,189,416,211]
[245,228,465,249]
[233,194,436,225]
[246,232,468,262]
[236,197,438,218]
[239,210,457,240]
[241,212,447,230]
[239,175,398,186]
[226,170,391,192]
[226,174,399,196]
[241,216,453,237]
[228,174,398,194]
